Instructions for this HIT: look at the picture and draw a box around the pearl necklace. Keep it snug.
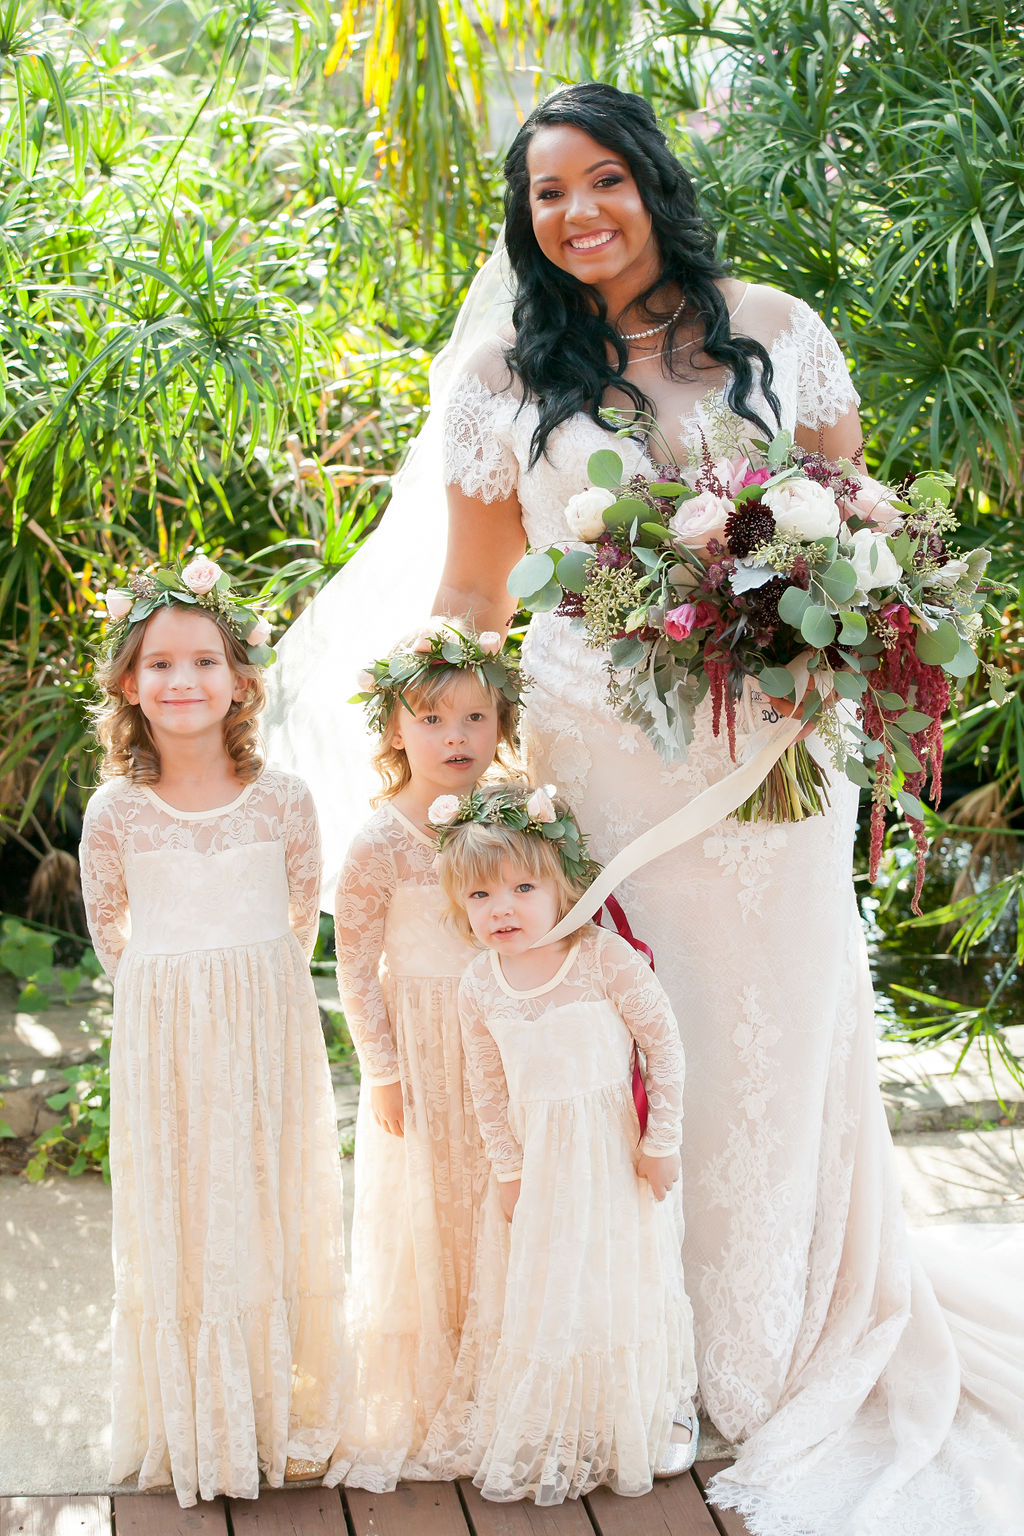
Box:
[619,297,686,342]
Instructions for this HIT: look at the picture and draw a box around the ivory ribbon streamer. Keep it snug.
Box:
[537,663,812,949]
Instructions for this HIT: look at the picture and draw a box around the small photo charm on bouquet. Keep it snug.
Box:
[509,410,1000,910]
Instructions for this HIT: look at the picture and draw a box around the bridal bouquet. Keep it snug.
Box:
[508,421,996,909]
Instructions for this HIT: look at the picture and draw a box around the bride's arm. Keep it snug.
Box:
[794,401,865,465]
[433,483,527,635]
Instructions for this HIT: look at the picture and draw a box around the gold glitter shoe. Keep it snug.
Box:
[284,1457,329,1483]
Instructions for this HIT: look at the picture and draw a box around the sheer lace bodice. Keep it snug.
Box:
[460,926,685,1182]
[80,771,322,974]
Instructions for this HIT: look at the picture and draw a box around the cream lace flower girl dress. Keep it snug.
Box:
[416,923,697,1504]
[328,803,489,1489]
[79,770,346,1507]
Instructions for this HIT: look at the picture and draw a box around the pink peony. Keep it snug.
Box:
[246,616,272,647]
[840,475,904,533]
[478,631,502,654]
[103,590,134,621]
[664,602,698,641]
[670,490,735,548]
[180,555,223,595]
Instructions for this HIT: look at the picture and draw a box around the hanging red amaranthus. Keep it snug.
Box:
[861,606,950,913]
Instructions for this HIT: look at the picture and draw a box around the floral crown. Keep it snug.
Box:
[101,556,275,665]
[428,783,600,887]
[352,620,525,735]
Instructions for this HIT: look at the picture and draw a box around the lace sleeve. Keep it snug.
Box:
[283,776,323,959]
[791,299,860,429]
[442,373,520,504]
[333,827,400,1087]
[597,931,686,1157]
[459,968,523,1182]
[79,787,130,980]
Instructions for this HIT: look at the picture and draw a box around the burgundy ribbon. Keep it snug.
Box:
[594,894,652,1141]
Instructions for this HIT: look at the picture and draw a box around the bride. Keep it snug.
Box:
[266,82,1023,1535]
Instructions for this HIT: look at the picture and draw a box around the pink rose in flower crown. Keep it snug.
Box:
[840,475,904,533]
[478,631,502,655]
[427,794,462,827]
[670,490,735,549]
[181,555,223,595]
[246,616,272,647]
[664,602,698,641]
[355,668,376,693]
[411,616,451,652]
[525,787,557,824]
[103,590,134,621]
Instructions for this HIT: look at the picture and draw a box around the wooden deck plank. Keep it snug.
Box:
[458,1479,590,1533]
[693,1461,755,1536]
[346,1482,468,1536]
[0,1497,111,1536]
[585,1477,720,1536]
[229,1487,347,1534]
[113,1496,228,1534]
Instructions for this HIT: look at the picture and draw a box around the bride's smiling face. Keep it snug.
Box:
[526,124,661,305]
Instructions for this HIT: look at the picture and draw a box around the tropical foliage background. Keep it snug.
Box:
[2,0,1021,1074]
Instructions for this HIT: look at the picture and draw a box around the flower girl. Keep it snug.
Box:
[328,622,523,1489]
[78,560,346,1507]
[421,783,698,1504]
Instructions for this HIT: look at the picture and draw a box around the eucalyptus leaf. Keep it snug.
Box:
[778,585,813,626]
[649,481,684,498]
[556,549,593,593]
[603,496,649,528]
[896,789,926,820]
[820,559,858,604]
[587,449,624,489]
[507,551,555,599]
[844,757,872,788]
[896,709,933,732]
[800,604,837,648]
[837,610,868,645]
[832,670,867,700]
[914,619,960,665]
[944,639,979,679]
[894,745,924,775]
[526,578,564,613]
[757,665,796,700]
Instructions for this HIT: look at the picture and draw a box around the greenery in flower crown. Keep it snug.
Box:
[432,784,600,887]
[102,557,276,666]
[352,625,525,735]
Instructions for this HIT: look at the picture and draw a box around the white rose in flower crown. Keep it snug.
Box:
[565,487,616,542]
[411,615,451,652]
[103,589,134,621]
[181,555,223,595]
[845,527,902,591]
[246,616,272,647]
[762,479,840,540]
[355,668,376,692]
[478,631,502,654]
[427,794,462,827]
[840,474,904,533]
[525,787,557,824]
[669,490,734,547]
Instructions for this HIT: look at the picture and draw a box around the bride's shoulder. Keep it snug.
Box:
[719,278,816,337]
[448,327,521,399]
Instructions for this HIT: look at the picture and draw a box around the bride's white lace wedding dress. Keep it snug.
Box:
[441,283,1024,1535]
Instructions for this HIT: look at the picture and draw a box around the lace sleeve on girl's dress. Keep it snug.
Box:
[597,930,686,1158]
[79,787,130,980]
[283,776,324,959]
[790,299,861,429]
[459,968,523,1182]
[333,826,400,1087]
[442,372,520,504]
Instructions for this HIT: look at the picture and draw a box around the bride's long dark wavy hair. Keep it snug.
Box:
[503,83,781,465]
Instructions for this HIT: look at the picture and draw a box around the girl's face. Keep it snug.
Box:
[121,606,246,745]
[390,672,500,798]
[526,123,660,304]
[465,860,561,955]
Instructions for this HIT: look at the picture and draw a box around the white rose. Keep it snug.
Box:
[762,479,840,540]
[565,487,616,542]
[180,555,223,595]
[841,474,904,533]
[103,589,134,620]
[669,490,734,546]
[845,527,902,591]
[525,787,557,824]
[355,668,376,692]
[478,631,502,654]
[427,794,462,827]
[246,616,272,647]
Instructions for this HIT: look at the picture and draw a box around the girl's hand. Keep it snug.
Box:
[637,1151,681,1201]
[498,1178,521,1222]
[371,1082,405,1137]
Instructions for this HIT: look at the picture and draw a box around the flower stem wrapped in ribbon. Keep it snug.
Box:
[101,556,276,665]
